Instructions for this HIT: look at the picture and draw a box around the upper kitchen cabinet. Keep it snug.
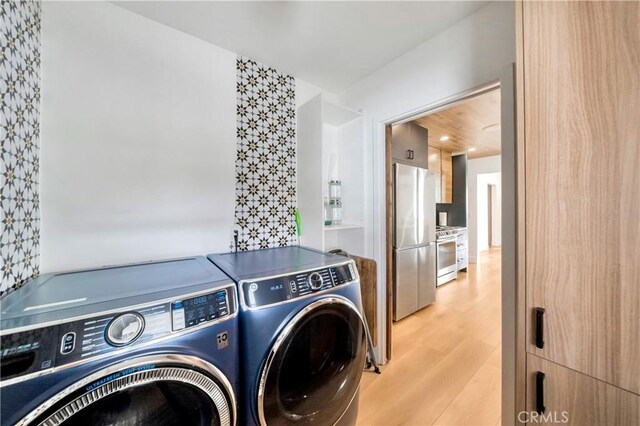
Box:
[440,150,453,204]
[391,122,428,169]
[297,94,365,256]
[427,146,453,204]
[427,146,442,202]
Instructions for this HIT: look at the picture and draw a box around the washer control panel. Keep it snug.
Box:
[242,262,357,308]
[105,313,145,347]
[0,285,237,382]
[171,289,230,331]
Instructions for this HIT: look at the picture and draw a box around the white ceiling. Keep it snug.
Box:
[114,1,489,93]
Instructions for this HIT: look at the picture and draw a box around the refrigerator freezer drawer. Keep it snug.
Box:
[393,248,419,321]
[394,245,437,321]
[418,245,437,309]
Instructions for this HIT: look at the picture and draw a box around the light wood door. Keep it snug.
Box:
[526,354,640,425]
[523,0,639,396]
[440,150,452,204]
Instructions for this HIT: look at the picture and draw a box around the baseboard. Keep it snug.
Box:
[469,256,478,264]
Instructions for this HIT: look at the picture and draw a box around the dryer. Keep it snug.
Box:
[0,257,239,426]
[208,246,367,426]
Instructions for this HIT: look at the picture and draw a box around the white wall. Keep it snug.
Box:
[296,80,338,108]
[40,2,327,272]
[467,156,502,262]
[490,179,501,246]
[338,1,515,361]
[476,172,501,255]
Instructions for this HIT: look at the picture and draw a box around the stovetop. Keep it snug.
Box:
[436,226,465,239]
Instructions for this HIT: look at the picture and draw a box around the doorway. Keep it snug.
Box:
[385,86,502,359]
[357,72,517,424]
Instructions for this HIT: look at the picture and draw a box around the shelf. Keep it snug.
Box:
[324,224,363,231]
[322,101,361,126]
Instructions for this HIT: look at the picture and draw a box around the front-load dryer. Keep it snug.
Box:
[0,256,239,426]
[208,246,367,426]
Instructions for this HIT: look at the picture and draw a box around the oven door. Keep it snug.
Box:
[258,297,367,426]
[20,355,236,426]
[437,239,457,276]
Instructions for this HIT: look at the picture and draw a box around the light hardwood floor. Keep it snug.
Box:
[358,248,502,426]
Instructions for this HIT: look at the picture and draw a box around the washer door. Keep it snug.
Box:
[20,355,236,426]
[258,297,367,426]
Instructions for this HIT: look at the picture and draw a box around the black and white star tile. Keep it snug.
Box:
[235,56,297,251]
[1,0,41,295]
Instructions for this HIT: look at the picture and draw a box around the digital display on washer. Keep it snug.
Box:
[171,289,229,331]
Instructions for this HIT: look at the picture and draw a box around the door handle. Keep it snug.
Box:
[535,371,546,414]
[406,150,412,160]
[535,307,545,349]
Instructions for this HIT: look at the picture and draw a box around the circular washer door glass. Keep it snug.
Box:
[29,365,233,426]
[261,301,366,425]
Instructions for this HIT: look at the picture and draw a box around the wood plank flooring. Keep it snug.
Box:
[358,248,502,425]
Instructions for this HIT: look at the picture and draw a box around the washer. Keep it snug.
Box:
[208,246,367,426]
[0,257,239,426]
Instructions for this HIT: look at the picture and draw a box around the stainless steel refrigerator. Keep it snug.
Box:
[393,163,437,321]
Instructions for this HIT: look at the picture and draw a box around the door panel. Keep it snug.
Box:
[394,248,418,321]
[28,365,232,426]
[526,354,640,425]
[260,301,366,425]
[391,122,413,164]
[417,168,437,244]
[437,240,457,275]
[417,245,436,309]
[391,122,428,168]
[524,1,640,394]
[394,164,418,248]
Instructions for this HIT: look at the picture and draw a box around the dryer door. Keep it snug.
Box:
[258,297,367,426]
[20,355,236,426]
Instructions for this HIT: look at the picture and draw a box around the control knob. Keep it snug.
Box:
[308,272,324,291]
[106,312,145,347]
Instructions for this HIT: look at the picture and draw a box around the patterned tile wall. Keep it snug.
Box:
[235,56,297,251]
[1,0,41,296]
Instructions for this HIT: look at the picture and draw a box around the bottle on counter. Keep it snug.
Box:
[329,180,342,201]
[330,199,343,225]
[324,195,333,226]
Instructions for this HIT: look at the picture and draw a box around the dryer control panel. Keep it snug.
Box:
[242,262,357,309]
[0,285,236,383]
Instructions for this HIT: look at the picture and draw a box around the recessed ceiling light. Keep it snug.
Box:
[440,135,449,141]
[468,147,477,152]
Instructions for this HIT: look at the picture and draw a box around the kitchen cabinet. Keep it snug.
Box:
[427,146,452,204]
[427,146,442,202]
[440,150,452,204]
[455,228,468,272]
[519,0,639,420]
[391,122,428,169]
[526,354,639,425]
[297,94,365,255]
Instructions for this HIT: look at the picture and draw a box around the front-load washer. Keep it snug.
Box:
[208,246,367,426]
[0,256,239,426]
